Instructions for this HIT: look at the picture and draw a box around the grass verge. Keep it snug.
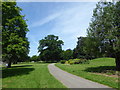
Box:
[2,63,66,88]
[55,58,119,88]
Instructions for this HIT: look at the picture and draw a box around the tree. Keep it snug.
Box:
[30,55,39,62]
[73,37,94,59]
[86,1,120,71]
[73,37,86,59]
[61,49,73,60]
[2,1,29,67]
[38,35,64,62]
[83,36,102,59]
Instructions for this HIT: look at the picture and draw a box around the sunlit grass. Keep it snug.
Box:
[2,63,66,88]
[56,58,118,88]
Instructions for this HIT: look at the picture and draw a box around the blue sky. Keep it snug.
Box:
[17,2,97,57]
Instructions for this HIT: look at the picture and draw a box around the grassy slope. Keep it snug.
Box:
[56,58,118,88]
[2,63,66,88]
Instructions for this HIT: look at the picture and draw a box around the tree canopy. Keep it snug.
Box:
[61,49,73,60]
[86,1,120,71]
[2,1,29,67]
[30,55,39,62]
[38,35,64,62]
[73,37,91,59]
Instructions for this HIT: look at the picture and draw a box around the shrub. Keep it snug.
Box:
[74,60,81,64]
[65,61,69,64]
[67,59,75,65]
[67,58,89,64]
[60,60,66,64]
[75,58,89,64]
[69,60,74,65]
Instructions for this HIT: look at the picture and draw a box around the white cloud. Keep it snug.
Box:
[27,2,96,56]
[27,33,39,56]
[48,3,96,50]
[30,12,62,28]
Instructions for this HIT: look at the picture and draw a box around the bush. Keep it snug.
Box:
[69,60,74,65]
[60,60,66,64]
[74,59,88,64]
[67,58,89,64]
[65,61,69,64]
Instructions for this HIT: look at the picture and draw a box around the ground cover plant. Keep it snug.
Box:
[2,63,66,88]
[56,58,119,88]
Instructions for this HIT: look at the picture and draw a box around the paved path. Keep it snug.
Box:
[48,63,112,88]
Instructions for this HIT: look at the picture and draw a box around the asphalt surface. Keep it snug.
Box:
[48,63,113,88]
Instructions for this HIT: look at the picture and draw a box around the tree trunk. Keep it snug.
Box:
[7,61,11,68]
[115,55,120,71]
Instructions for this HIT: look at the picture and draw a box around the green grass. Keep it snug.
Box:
[2,63,66,88]
[56,58,119,88]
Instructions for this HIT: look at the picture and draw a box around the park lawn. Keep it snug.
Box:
[2,63,66,88]
[56,58,119,88]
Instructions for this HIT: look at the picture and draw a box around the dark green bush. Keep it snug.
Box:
[60,60,66,64]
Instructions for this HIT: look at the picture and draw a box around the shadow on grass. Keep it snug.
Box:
[12,65,33,68]
[84,66,116,73]
[2,67,35,78]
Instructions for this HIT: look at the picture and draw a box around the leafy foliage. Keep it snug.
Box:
[73,37,94,59]
[65,58,89,65]
[86,1,120,70]
[61,49,73,60]
[30,55,39,62]
[38,35,64,62]
[60,60,66,64]
[2,2,29,67]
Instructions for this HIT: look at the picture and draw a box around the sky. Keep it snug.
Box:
[17,2,97,57]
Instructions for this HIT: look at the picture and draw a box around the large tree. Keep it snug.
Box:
[2,1,29,67]
[73,37,90,59]
[87,1,120,71]
[73,37,95,59]
[38,35,64,62]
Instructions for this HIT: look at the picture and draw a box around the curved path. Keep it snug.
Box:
[48,63,112,88]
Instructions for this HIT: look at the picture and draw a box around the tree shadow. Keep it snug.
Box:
[84,66,116,73]
[2,66,34,78]
[12,65,33,68]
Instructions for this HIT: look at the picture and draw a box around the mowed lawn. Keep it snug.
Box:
[56,58,119,88]
[2,63,66,88]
